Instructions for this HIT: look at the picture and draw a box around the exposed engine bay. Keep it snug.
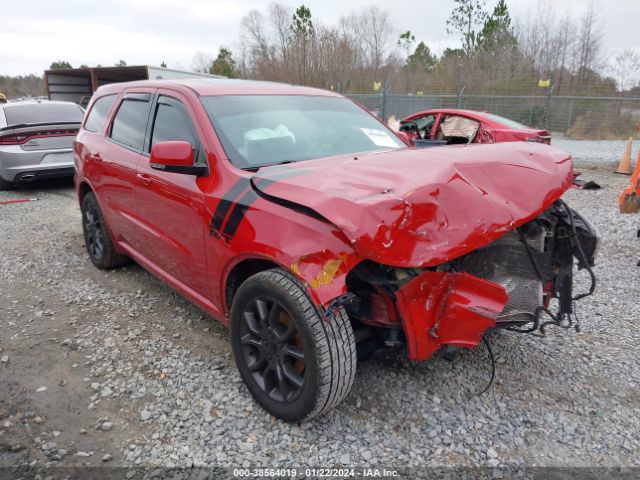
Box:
[343,200,598,360]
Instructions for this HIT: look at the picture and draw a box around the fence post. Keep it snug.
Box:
[567,97,575,132]
[381,80,388,122]
[457,86,465,108]
[544,85,554,130]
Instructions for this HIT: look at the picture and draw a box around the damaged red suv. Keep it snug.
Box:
[75,79,598,422]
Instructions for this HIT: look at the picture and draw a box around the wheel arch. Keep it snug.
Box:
[222,247,362,317]
[77,179,94,205]
[224,257,282,314]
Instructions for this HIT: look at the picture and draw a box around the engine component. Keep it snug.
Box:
[453,229,548,324]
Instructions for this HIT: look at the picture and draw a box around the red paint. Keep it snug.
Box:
[0,129,78,145]
[396,271,508,361]
[401,108,551,144]
[0,199,34,205]
[150,140,194,167]
[253,142,573,267]
[75,80,574,362]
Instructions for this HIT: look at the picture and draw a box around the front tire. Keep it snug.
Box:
[81,192,129,269]
[231,269,356,422]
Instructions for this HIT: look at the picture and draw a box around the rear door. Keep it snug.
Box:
[98,90,154,243]
[132,90,210,297]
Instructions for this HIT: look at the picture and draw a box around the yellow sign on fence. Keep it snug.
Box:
[373,81,382,91]
[538,79,551,88]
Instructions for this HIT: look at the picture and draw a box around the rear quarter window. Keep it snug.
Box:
[109,94,152,151]
[84,95,116,133]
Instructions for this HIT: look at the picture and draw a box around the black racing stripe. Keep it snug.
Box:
[218,168,309,240]
[210,178,250,235]
[222,189,259,239]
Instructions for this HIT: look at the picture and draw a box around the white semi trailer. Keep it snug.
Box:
[45,65,223,107]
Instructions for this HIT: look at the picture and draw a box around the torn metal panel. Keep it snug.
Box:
[395,271,508,361]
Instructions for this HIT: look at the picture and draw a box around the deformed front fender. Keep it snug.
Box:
[289,250,362,307]
[396,271,508,361]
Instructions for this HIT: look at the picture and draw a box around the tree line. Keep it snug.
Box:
[217,0,639,96]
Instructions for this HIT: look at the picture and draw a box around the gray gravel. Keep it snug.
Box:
[553,136,637,165]
[0,163,639,472]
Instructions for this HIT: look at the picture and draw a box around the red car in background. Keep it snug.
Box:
[398,108,551,146]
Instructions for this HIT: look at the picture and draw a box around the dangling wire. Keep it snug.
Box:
[509,200,596,336]
[473,336,496,396]
[558,199,597,301]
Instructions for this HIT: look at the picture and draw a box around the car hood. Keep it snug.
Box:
[252,142,573,267]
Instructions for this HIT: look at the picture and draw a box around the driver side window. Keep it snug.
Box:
[150,96,204,164]
[150,97,197,147]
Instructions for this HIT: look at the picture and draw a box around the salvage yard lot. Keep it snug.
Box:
[1,162,639,473]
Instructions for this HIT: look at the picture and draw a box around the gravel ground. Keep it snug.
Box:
[0,162,639,477]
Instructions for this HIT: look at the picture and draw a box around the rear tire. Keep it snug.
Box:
[81,193,129,269]
[0,176,13,190]
[231,268,356,422]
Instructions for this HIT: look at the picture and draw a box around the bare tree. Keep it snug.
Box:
[609,49,640,92]
[576,0,603,90]
[191,51,214,73]
[341,6,395,74]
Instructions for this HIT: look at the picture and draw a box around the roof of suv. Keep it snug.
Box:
[96,78,342,98]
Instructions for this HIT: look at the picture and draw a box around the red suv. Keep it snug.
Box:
[75,79,597,422]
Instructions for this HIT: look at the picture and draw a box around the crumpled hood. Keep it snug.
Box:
[253,142,573,267]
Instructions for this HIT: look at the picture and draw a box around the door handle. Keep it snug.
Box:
[136,172,152,186]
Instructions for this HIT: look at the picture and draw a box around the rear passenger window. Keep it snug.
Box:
[84,95,116,133]
[150,97,197,148]
[109,93,151,151]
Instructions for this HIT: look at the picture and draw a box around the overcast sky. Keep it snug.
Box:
[2,0,639,76]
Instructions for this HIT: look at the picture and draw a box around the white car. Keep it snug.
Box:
[0,100,84,189]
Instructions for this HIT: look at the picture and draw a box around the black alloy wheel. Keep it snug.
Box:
[81,192,129,269]
[83,201,105,261]
[239,296,306,403]
[231,268,357,422]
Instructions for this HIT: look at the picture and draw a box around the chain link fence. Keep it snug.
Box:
[331,84,640,165]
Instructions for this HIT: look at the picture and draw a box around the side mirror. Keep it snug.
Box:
[149,140,207,176]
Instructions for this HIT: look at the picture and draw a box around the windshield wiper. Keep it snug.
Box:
[242,160,296,173]
[260,160,296,169]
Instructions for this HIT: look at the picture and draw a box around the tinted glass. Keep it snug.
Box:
[201,95,404,169]
[84,95,116,133]
[110,95,151,150]
[150,99,196,147]
[3,102,84,126]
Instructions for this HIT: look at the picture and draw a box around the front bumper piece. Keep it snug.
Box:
[395,271,508,361]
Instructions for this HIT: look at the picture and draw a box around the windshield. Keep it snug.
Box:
[485,113,529,129]
[201,95,404,169]
[3,102,84,126]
